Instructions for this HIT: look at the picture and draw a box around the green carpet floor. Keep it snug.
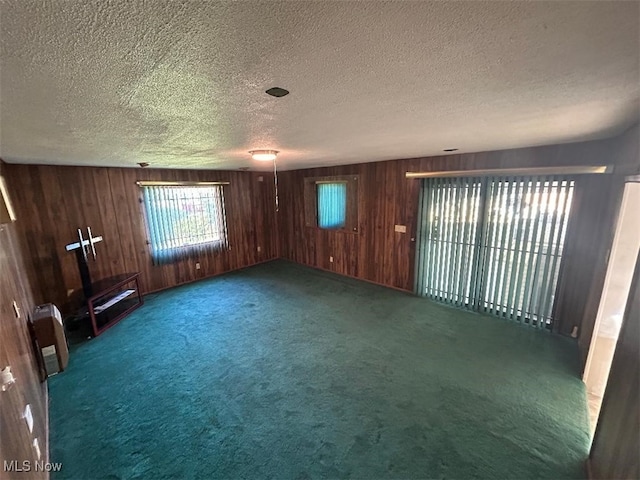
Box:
[49,260,590,479]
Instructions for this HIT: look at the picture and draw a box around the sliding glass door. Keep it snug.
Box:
[415,176,574,329]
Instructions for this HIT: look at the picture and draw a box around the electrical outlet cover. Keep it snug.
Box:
[23,404,33,433]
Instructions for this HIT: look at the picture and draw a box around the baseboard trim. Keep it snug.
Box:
[143,257,280,297]
[278,258,414,295]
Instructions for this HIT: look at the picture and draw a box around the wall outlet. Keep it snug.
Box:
[394,224,407,233]
[33,438,41,460]
[195,262,201,270]
[23,404,33,433]
[257,246,261,253]
[329,256,334,263]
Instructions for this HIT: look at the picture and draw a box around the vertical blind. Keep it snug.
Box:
[415,176,574,328]
[142,185,228,264]
[317,182,347,229]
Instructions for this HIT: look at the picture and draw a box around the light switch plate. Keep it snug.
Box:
[23,404,33,433]
[394,225,407,233]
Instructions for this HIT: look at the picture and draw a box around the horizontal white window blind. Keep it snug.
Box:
[415,176,575,328]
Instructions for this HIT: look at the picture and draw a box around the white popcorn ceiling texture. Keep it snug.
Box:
[0,1,638,171]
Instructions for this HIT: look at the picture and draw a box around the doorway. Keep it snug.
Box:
[583,179,640,436]
[415,175,575,328]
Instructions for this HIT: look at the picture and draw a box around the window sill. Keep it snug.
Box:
[305,225,360,235]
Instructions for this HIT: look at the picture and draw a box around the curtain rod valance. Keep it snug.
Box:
[136,181,230,187]
[405,165,611,179]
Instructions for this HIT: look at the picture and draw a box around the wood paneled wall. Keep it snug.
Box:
[589,251,640,479]
[279,127,640,379]
[0,163,48,479]
[558,123,639,361]
[554,174,626,352]
[279,160,418,290]
[279,137,616,289]
[610,123,640,175]
[4,165,279,313]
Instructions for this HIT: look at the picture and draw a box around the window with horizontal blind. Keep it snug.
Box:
[415,176,574,328]
[141,185,228,263]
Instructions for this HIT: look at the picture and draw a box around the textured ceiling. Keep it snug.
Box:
[0,1,638,171]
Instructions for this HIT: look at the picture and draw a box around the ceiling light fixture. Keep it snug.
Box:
[443,148,459,152]
[249,150,280,212]
[249,150,279,162]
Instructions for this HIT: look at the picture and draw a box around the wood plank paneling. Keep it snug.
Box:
[279,129,637,380]
[553,174,626,356]
[609,123,640,175]
[0,162,48,479]
[279,137,621,292]
[590,251,640,480]
[4,165,278,312]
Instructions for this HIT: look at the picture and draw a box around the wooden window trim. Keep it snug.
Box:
[304,175,359,234]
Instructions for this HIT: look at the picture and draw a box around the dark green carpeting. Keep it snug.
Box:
[49,260,590,479]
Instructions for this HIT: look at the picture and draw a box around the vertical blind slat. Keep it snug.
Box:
[520,176,546,323]
[497,177,512,313]
[414,179,430,296]
[488,178,508,314]
[424,179,434,297]
[534,179,558,325]
[508,178,533,322]
[448,179,459,303]
[433,178,443,298]
[416,175,575,329]
[473,179,492,310]
[531,178,555,326]
[539,179,573,323]
[451,178,466,305]
[141,185,229,264]
[317,183,347,229]
[514,177,538,321]
[502,179,521,321]
[444,179,456,303]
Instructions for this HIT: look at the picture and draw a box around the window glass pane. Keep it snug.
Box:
[142,185,228,263]
[317,183,347,229]
[415,176,574,329]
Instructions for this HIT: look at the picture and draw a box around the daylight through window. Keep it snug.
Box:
[317,182,347,229]
[141,185,228,263]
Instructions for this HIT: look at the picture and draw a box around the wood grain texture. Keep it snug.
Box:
[302,175,360,233]
[609,123,640,175]
[279,136,629,343]
[0,163,48,479]
[4,165,279,313]
[589,251,640,480]
[553,174,626,349]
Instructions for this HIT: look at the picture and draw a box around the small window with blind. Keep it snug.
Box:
[304,175,359,232]
[317,182,347,229]
[139,183,229,264]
